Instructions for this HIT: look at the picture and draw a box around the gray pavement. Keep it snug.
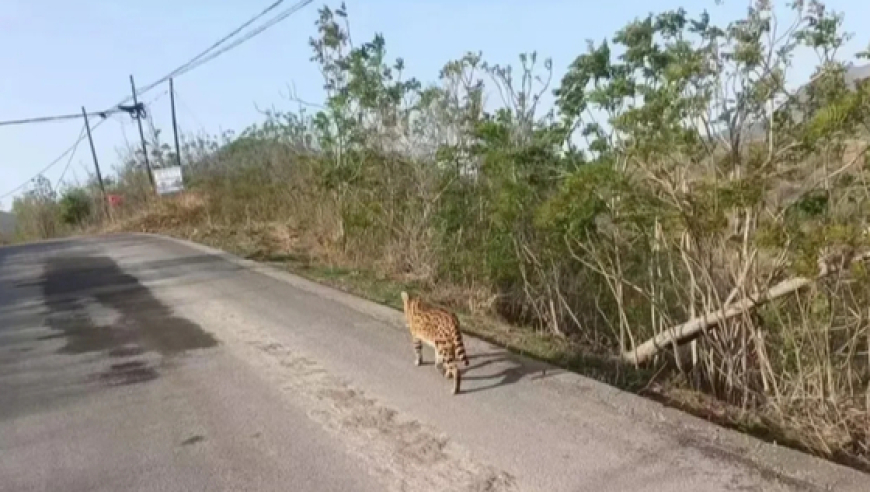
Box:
[0,233,866,492]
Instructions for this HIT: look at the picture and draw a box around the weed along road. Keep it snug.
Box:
[1,233,867,492]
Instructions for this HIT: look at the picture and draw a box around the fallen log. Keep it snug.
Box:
[623,249,870,366]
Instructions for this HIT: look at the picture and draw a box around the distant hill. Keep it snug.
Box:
[720,63,870,142]
[789,62,870,117]
[0,210,16,240]
[841,63,870,87]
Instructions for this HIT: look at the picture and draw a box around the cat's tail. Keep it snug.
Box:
[452,316,469,366]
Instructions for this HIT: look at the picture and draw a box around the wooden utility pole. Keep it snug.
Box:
[81,106,110,220]
[169,78,182,168]
[129,75,156,191]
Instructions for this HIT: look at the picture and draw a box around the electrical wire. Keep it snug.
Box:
[0,108,122,128]
[103,0,307,112]
[126,0,288,100]
[0,92,169,202]
[171,88,206,131]
[170,0,314,81]
[0,122,99,202]
[146,90,170,107]
[0,2,264,135]
[1,0,313,201]
[55,124,88,187]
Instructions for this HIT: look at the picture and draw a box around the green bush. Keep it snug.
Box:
[59,188,92,226]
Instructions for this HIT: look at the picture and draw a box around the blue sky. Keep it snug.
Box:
[2,0,869,210]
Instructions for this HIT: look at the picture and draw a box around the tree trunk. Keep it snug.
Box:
[623,250,870,365]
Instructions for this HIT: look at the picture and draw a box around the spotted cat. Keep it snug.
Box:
[400,291,469,394]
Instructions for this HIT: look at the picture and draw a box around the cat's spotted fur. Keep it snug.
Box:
[400,291,469,394]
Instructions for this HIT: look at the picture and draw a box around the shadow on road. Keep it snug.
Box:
[33,254,219,386]
[41,255,218,356]
[0,244,227,421]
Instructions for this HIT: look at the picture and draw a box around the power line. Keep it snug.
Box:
[125,0,287,100]
[103,0,308,112]
[0,92,169,202]
[0,123,96,202]
[1,0,314,201]
[0,109,121,128]
[56,124,88,186]
[172,88,206,130]
[170,0,314,81]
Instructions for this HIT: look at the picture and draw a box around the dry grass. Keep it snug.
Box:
[109,191,870,473]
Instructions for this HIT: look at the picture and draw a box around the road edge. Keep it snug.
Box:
[128,231,868,491]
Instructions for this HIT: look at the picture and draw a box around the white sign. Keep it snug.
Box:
[153,166,184,195]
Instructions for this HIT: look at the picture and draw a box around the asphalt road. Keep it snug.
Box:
[0,233,867,492]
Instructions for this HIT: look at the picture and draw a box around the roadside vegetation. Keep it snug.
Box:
[10,1,870,472]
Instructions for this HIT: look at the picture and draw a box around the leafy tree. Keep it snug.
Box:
[543,2,870,456]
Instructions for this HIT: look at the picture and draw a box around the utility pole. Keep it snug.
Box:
[129,75,156,192]
[81,106,110,220]
[169,78,182,168]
